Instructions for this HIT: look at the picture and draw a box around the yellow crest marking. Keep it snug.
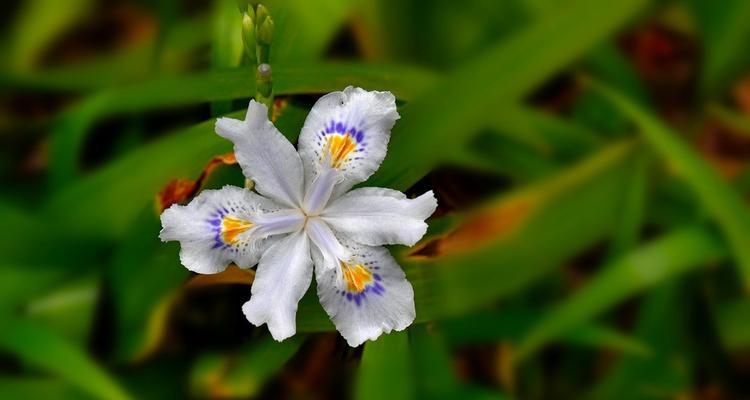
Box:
[221,216,253,245]
[324,133,357,168]
[341,262,373,293]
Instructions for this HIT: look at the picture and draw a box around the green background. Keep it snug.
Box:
[2,0,750,398]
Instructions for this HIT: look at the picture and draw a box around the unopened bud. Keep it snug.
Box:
[241,12,257,64]
[257,16,274,45]
[255,4,269,27]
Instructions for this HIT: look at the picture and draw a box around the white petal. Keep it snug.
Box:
[297,87,399,197]
[159,186,289,274]
[305,218,349,271]
[314,242,415,347]
[216,100,305,208]
[301,166,339,216]
[321,188,437,246]
[242,230,313,341]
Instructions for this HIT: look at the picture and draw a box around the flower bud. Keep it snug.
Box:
[255,4,269,27]
[241,11,257,64]
[257,16,274,45]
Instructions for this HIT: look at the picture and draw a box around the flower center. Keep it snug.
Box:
[302,167,338,216]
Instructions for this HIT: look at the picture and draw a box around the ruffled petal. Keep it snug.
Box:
[159,185,297,274]
[242,230,313,341]
[314,241,415,347]
[321,188,437,246]
[297,87,399,198]
[216,100,305,208]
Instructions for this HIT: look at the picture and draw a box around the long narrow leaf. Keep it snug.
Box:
[515,224,726,361]
[592,79,750,289]
[0,320,131,400]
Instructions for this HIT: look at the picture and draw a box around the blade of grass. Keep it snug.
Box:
[210,0,244,117]
[356,331,415,400]
[0,201,106,269]
[440,309,650,358]
[467,131,560,182]
[5,0,94,71]
[687,0,750,97]
[44,104,310,239]
[514,224,726,361]
[604,150,651,260]
[714,298,750,351]
[24,276,98,346]
[706,103,750,137]
[586,283,691,400]
[190,335,304,398]
[109,207,188,362]
[370,0,649,191]
[0,319,132,400]
[410,325,460,398]
[266,0,354,63]
[49,63,439,187]
[0,16,212,91]
[489,107,603,161]
[0,377,85,399]
[410,325,515,399]
[408,141,637,321]
[591,78,750,289]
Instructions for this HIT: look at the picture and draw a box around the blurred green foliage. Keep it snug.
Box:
[3,0,750,398]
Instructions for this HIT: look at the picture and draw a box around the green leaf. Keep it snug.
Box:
[514,224,726,361]
[488,106,603,162]
[0,377,86,400]
[356,331,415,400]
[266,0,354,62]
[562,323,650,357]
[109,207,188,362]
[25,276,99,346]
[714,298,750,351]
[5,0,94,71]
[410,325,460,398]
[687,0,750,96]
[440,309,650,358]
[586,43,650,106]
[43,103,310,240]
[467,131,559,182]
[706,103,750,137]
[592,79,750,289]
[0,319,132,400]
[190,335,304,398]
[1,16,212,92]
[49,63,439,187]
[604,150,651,260]
[407,141,638,322]
[412,325,513,399]
[587,283,692,400]
[0,201,105,269]
[47,114,233,238]
[370,0,649,191]
[210,0,244,116]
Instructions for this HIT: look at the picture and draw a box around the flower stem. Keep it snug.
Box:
[240,3,274,116]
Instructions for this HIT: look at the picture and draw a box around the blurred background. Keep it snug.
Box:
[2,0,750,398]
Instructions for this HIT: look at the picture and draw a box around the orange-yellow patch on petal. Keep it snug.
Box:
[221,216,253,245]
[341,262,373,293]
[324,133,357,168]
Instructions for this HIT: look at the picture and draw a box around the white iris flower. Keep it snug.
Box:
[159,87,437,346]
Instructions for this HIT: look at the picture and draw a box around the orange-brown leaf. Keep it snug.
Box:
[155,152,237,212]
